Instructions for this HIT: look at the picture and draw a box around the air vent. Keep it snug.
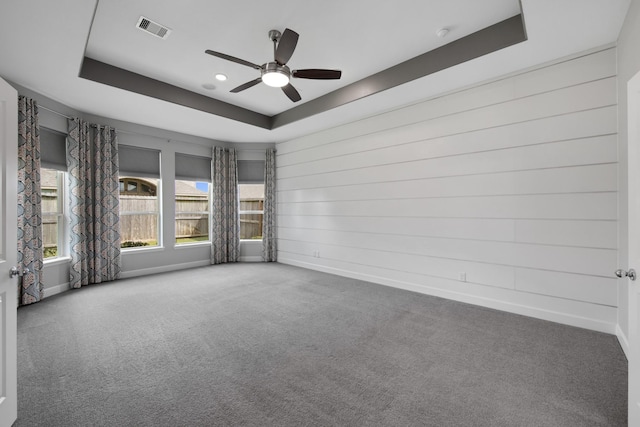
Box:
[136,16,171,39]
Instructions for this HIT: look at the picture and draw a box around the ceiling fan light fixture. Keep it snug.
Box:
[261,62,290,87]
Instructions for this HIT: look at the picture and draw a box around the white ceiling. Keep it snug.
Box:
[0,0,631,144]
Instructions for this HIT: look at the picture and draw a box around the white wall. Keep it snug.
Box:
[616,0,640,353]
[276,47,619,333]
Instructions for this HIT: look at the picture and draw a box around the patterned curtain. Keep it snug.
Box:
[211,146,239,264]
[67,118,121,288]
[262,148,277,262]
[17,96,44,305]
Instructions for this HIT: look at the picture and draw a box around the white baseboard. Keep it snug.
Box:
[279,258,617,335]
[42,282,71,299]
[41,258,263,297]
[616,324,630,360]
[120,259,211,279]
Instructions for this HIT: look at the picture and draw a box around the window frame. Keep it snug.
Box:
[41,168,68,261]
[119,176,162,250]
[174,180,211,246]
[238,183,265,241]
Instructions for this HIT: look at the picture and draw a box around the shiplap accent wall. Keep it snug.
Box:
[276,47,618,333]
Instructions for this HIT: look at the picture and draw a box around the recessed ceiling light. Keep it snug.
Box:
[436,28,449,38]
[215,73,227,81]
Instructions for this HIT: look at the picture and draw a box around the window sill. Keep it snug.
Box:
[240,239,263,244]
[175,241,212,249]
[121,246,165,254]
[43,256,71,267]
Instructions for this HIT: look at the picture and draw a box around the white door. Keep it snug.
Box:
[627,70,640,426]
[0,77,18,426]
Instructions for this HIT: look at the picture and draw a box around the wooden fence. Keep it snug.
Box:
[240,199,264,239]
[119,195,211,243]
[175,196,208,239]
[120,195,160,243]
[39,193,264,246]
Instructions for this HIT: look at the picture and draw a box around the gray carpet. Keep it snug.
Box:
[16,263,627,426]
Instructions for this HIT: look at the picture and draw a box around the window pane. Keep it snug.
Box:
[141,183,155,195]
[120,213,159,247]
[42,214,59,258]
[176,180,210,244]
[41,168,63,259]
[240,213,263,239]
[119,176,160,248]
[239,184,264,240]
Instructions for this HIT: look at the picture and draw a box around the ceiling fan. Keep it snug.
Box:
[205,28,342,102]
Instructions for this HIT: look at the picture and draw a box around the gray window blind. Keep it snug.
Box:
[175,153,211,182]
[119,145,160,178]
[40,127,67,171]
[237,160,265,184]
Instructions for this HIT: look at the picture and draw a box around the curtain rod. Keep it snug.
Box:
[38,104,177,140]
[39,106,114,130]
[38,104,271,151]
[39,105,113,130]
[38,105,73,120]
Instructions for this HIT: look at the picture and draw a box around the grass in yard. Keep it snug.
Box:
[44,246,57,258]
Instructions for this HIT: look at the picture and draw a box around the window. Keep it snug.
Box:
[175,180,210,244]
[41,168,65,259]
[237,159,265,241]
[118,145,161,249]
[175,153,211,245]
[119,177,160,248]
[40,127,68,260]
[239,184,264,240]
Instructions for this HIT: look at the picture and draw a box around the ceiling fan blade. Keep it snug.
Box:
[282,83,301,102]
[275,28,299,65]
[230,78,263,93]
[205,50,261,70]
[293,69,342,80]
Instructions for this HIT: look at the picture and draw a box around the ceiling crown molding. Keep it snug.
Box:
[79,14,526,130]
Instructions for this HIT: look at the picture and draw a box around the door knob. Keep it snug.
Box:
[615,268,636,280]
[9,266,29,278]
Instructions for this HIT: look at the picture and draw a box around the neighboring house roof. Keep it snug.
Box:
[41,172,263,199]
[239,184,264,200]
[120,177,207,197]
[175,180,207,197]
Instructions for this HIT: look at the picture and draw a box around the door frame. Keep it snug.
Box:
[626,69,640,426]
[0,77,18,426]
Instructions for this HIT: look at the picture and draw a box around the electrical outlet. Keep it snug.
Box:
[458,272,466,282]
